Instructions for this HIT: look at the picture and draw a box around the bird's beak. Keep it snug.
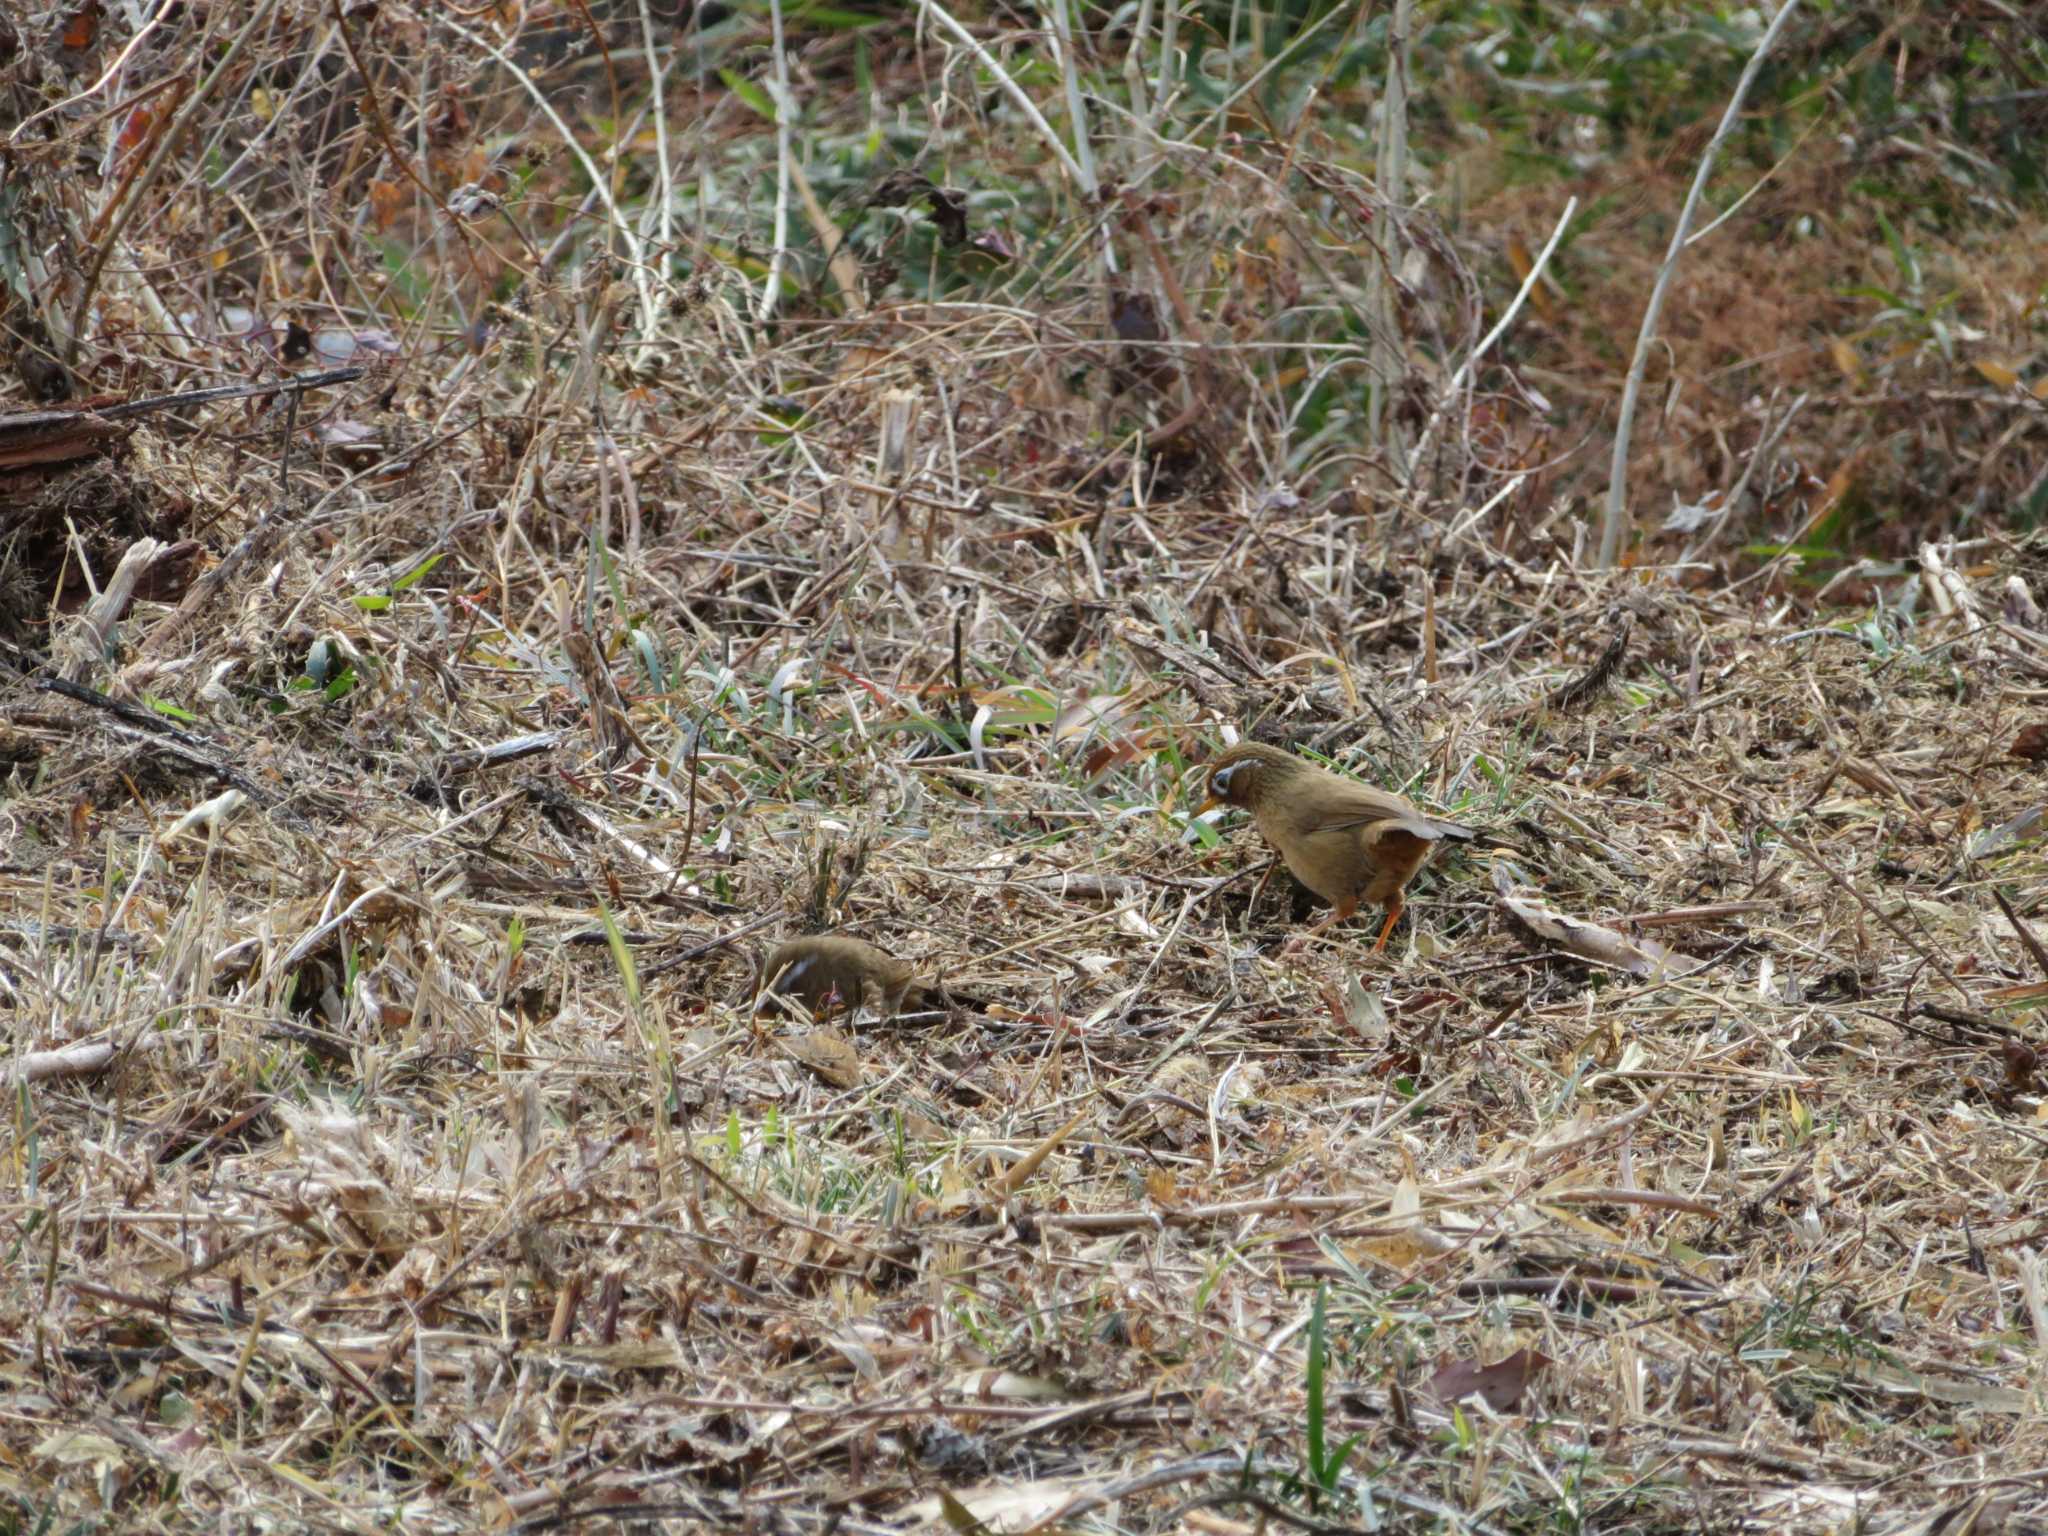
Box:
[1195,791,1223,818]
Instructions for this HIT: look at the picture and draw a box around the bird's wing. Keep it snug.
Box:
[1291,781,1474,841]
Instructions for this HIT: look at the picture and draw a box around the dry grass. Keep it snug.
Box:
[3,3,2048,1533]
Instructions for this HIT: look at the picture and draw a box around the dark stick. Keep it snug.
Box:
[94,367,365,422]
[278,380,302,499]
[640,914,779,981]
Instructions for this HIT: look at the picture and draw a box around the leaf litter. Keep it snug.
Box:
[1,6,2047,1534]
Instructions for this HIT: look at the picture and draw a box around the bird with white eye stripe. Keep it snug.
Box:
[1197,741,1475,952]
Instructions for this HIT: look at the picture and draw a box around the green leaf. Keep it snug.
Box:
[1325,1430,1363,1488]
[391,553,444,591]
[351,594,392,612]
[780,0,881,28]
[143,695,198,723]
[598,899,641,1009]
[719,68,778,121]
[936,1490,996,1536]
[632,628,664,692]
[1740,542,1844,561]
[1875,209,1916,290]
[1306,1283,1329,1488]
[322,668,358,702]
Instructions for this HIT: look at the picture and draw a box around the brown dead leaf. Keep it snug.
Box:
[2001,1040,2037,1093]
[1427,1347,1553,1413]
[785,1028,861,1088]
[57,0,101,51]
[1495,870,1676,979]
[2009,723,2048,763]
[1826,336,1865,386]
[1506,234,1560,325]
[367,180,405,231]
[1081,736,1142,780]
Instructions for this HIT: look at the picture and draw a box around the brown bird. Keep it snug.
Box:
[752,936,925,1022]
[1197,741,1474,951]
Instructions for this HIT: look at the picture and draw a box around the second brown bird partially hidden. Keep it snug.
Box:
[753,936,924,1022]
[1198,742,1474,951]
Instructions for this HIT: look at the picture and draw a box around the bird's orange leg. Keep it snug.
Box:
[1284,896,1357,955]
[1371,896,1406,953]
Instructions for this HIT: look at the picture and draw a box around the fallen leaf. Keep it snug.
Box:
[35,1428,125,1474]
[112,101,157,164]
[1334,972,1387,1044]
[1495,878,1676,979]
[969,227,1015,261]
[2002,1040,2036,1092]
[1427,1347,1553,1413]
[1115,905,1161,940]
[367,179,405,231]
[57,1,101,51]
[785,1029,861,1088]
[2010,724,2048,763]
[1081,736,1139,779]
[1970,806,2045,861]
[313,327,402,364]
[1505,233,1560,324]
[1662,492,1721,533]
[1826,336,1865,385]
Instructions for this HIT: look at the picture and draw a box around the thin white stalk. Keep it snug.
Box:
[915,0,1090,189]
[760,0,795,322]
[1599,0,1802,568]
[637,0,675,256]
[1152,0,1179,122]
[440,12,656,337]
[1367,0,1414,472]
[1411,196,1577,469]
[1124,0,1154,121]
[1680,390,1808,565]
[1045,0,1099,193]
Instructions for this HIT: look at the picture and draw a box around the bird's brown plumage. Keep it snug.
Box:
[1197,741,1473,950]
[752,936,924,1021]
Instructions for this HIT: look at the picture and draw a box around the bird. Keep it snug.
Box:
[1196,741,1474,951]
[751,936,925,1023]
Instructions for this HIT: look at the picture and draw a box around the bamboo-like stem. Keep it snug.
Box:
[759,0,794,322]
[914,0,1090,189]
[1598,0,1802,567]
[1366,0,1414,473]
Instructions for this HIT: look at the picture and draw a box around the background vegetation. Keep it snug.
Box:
[1,0,2045,1531]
